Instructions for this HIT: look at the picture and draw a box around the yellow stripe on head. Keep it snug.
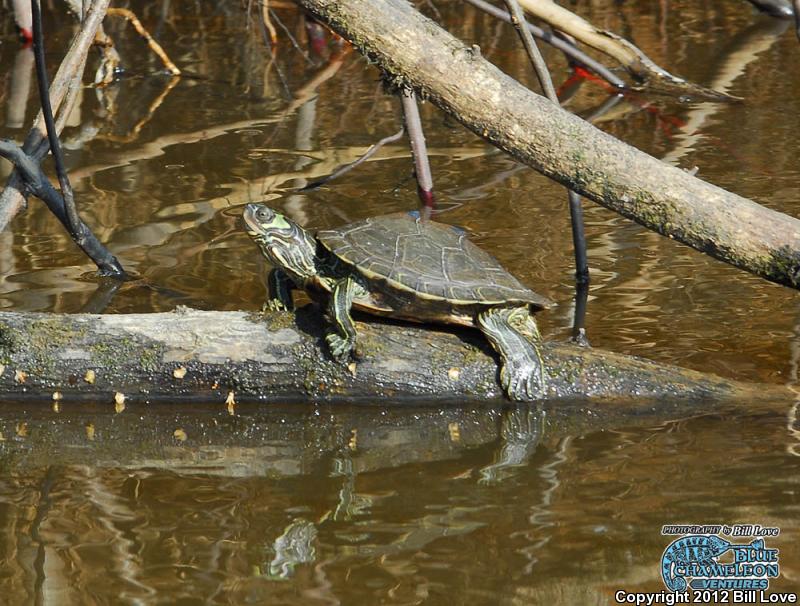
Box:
[243,203,318,281]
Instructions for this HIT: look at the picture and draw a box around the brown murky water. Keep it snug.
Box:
[0,1,798,603]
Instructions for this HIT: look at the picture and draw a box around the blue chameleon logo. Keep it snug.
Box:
[661,535,773,592]
[662,535,732,591]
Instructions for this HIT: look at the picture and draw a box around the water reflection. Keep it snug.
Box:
[0,401,796,603]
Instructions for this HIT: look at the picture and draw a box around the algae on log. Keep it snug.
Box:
[0,307,772,406]
[295,0,800,290]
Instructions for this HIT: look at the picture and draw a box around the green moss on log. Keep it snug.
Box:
[0,317,86,374]
[90,336,164,373]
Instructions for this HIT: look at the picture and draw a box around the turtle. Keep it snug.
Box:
[242,203,554,401]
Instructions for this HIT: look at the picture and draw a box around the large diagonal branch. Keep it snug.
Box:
[295,0,800,290]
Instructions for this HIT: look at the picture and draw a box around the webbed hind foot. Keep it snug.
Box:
[478,306,547,402]
[325,332,355,362]
[499,355,544,402]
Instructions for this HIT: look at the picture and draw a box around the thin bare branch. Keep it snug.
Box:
[31,0,81,234]
[0,0,111,231]
[106,7,181,75]
[503,0,589,348]
[299,127,405,191]
[464,0,626,89]
[514,0,734,100]
[401,89,436,212]
[502,0,557,101]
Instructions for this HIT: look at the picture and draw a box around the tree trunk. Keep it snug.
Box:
[295,0,800,291]
[0,308,775,406]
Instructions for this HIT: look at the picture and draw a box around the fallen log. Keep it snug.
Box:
[0,308,779,405]
[295,0,800,291]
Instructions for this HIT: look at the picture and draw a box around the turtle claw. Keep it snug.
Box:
[263,299,289,313]
[500,356,545,402]
[326,332,355,362]
[571,328,591,348]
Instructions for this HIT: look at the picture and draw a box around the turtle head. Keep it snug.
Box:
[243,203,318,281]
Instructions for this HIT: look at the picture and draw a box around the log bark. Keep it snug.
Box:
[0,308,778,406]
[295,0,800,291]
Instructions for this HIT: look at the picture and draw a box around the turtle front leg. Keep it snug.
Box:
[326,276,365,362]
[477,306,547,401]
[264,268,295,312]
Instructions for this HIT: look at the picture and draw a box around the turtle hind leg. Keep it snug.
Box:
[477,306,547,402]
[325,276,365,362]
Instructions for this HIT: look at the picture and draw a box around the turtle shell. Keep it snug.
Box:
[317,213,553,310]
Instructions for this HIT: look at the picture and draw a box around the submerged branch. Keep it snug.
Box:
[0,141,124,275]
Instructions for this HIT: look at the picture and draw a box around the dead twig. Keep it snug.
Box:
[502,0,556,99]
[106,7,181,75]
[26,0,125,276]
[514,0,734,100]
[502,0,589,344]
[298,127,405,191]
[31,0,81,235]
